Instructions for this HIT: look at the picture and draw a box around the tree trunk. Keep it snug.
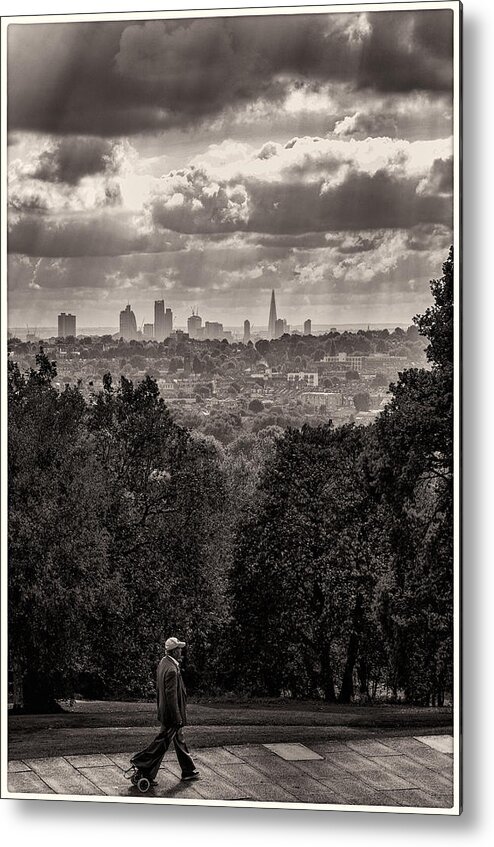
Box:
[338,630,360,703]
[11,660,24,712]
[357,659,370,702]
[338,595,362,704]
[321,651,337,702]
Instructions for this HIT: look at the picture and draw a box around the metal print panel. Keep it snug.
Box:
[1,1,462,814]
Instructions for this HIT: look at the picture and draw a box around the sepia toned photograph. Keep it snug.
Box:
[1,2,461,814]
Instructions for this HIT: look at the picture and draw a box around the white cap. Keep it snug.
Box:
[165,637,186,651]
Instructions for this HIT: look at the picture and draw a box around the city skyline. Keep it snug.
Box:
[17,285,411,341]
[7,8,453,329]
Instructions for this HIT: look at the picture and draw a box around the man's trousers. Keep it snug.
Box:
[131,726,196,781]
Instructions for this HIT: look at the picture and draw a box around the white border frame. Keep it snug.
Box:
[0,1,462,816]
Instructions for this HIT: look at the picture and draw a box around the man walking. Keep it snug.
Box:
[128,637,199,786]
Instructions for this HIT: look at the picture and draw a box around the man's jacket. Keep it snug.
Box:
[156,654,187,727]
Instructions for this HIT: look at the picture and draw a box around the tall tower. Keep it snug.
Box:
[188,311,202,339]
[268,290,277,339]
[164,308,173,338]
[304,318,312,336]
[243,319,251,345]
[119,305,137,340]
[275,317,285,339]
[154,300,165,341]
[58,312,76,338]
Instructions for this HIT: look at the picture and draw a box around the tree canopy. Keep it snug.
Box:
[8,249,455,709]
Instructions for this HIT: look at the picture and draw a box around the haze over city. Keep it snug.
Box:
[7,9,453,330]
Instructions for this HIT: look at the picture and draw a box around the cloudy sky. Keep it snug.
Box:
[7,7,454,330]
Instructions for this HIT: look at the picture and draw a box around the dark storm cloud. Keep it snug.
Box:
[8,212,187,257]
[419,157,454,195]
[8,10,453,136]
[30,138,118,185]
[247,170,451,233]
[405,223,452,253]
[149,167,452,236]
[355,11,453,93]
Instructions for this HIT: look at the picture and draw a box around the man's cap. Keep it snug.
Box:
[165,637,186,651]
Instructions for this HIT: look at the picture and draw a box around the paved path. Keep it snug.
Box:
[7,734,454,809]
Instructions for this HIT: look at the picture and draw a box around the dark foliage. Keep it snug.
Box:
[8,250,454,709]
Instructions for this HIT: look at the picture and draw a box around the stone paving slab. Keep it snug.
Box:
[207,762,271,786]
[318,777,386,806]
[289,757,352,781]
[79,765,133,796]
[25,756,104,795]
[8,771,55,794]
[276,773,344,802]
[162,760,252,801]
[163,759,222,782]
[7,735,455,809]
[235,755,312,780]
[240,783,300,803]
[326,750,416,790]
[195,747,247,766]
[379,789,453,809]
[369,754,453,793]
[290,788,343,804]
[415,735,454,755]
[370,737,453,769]
[161,759,191,779]
[224,744,275,759]
[8,760,31,773]
[106,752,134,770]
[263,743,323,761]
[346,739,401,757]
[151,781,204,800]
[309,741,349,755]
[66,754,115,769]
[192,776,252,801]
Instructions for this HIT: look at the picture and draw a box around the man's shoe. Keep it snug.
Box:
[181,769,200,781]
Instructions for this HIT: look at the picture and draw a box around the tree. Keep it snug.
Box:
[369,247,454,704]
[229,423,384,701]
[249,399,264,414]
[345,370,360,382]
[8,354,115,711]
[415,246,453,372]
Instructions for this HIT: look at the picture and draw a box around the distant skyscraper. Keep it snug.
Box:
[164,308,173,338]
[268,290,277,339]
[275,318,286,339]
[119,304,137,340]
[204,321,223,340]
[188,312,202,339]
[143,323,154,339]
[304,319,312,336]
[154,300,165,341]
[58,312,76,338]
[243,319,251,344]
